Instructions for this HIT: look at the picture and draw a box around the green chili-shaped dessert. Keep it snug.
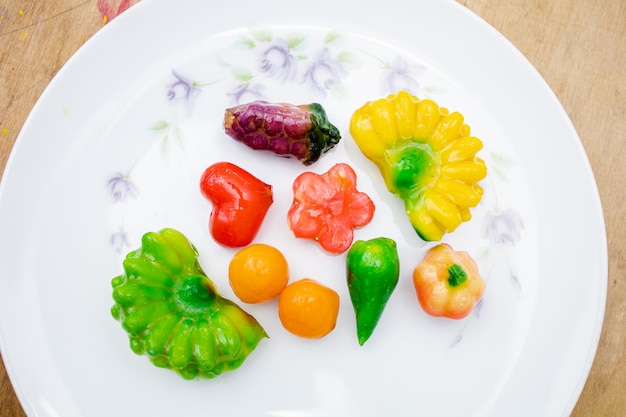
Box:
[346,237,400,346]
[111,228,268,379]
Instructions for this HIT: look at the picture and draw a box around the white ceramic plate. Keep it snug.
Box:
[0,0,607,416]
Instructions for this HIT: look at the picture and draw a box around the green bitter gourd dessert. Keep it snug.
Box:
[110,228,268,379]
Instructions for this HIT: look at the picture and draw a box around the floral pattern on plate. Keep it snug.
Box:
[106,24,528,347]
[450,149,525,347]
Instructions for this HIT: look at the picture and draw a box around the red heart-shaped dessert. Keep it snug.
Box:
[200,162,273,247]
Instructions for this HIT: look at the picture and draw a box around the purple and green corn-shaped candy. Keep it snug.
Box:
[224,100,341,166]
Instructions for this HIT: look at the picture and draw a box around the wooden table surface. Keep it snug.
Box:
[0,0,624,415]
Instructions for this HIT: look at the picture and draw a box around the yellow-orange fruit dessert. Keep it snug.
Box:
[228,243,289,304]
[278,278,340,339]
[412,243,485,319]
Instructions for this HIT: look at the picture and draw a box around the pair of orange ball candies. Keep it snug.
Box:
[228,244,340,339]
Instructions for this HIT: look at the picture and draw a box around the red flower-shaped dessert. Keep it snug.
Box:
[287,163,375,254]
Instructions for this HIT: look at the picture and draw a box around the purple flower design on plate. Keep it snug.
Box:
[509,271,523,293]
[482,208,524,246]
[449,299,484,348]
[302,48,346,94]
[449,333,463,348]
[227,82,266,105]
[111,230,131,254]
[258,38,297,82]
[166,70,201,113]
[108,172,138,202]
[383,56,425,95]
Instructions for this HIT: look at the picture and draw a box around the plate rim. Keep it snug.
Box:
[0,0,608,416]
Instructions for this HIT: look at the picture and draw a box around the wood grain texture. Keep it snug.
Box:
[1,0,624,415]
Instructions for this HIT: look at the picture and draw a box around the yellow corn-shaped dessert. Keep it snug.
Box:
[349,91,487,241]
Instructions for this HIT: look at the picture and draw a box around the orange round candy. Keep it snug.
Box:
[228,243,289,304]
[278,278,340,339]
